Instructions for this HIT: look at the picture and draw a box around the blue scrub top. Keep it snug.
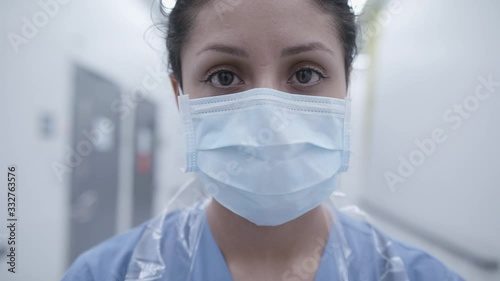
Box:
[61,208,465,281]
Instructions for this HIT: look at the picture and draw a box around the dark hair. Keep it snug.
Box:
[162,0,358,88]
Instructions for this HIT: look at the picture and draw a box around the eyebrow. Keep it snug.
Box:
[281,42,335,58]
[196,42,334,58]
[196,44,249,58]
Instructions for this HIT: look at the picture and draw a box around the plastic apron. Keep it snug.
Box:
[122,183,410,281]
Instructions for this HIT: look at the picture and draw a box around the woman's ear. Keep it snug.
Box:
[170,74,180,109]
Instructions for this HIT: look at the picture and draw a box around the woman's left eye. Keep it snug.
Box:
[288,68,325,85]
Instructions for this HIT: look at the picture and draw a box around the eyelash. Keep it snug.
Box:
[292,66,328,80]
[200,66,329,86]
[201,67,237,84]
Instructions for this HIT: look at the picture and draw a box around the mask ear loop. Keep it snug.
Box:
[178,86,185,97]
[177,86,198,173]
[340,90,352,172]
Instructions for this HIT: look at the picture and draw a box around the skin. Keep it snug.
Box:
[170,0,348,280]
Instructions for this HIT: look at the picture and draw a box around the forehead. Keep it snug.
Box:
[184,0,341,56]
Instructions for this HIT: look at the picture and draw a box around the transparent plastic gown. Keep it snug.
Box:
[122,190,463,281]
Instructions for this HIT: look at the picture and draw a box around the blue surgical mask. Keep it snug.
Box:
[178,88,351,226]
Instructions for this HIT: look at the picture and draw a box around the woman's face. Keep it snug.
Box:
[179,0,347,99]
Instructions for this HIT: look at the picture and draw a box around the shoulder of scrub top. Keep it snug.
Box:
[60,210,183,281]
[335,211,466,281]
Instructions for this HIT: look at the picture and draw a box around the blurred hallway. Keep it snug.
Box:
[1,0,499,280]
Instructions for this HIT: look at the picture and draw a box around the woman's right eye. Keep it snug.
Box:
[204,70,243,87]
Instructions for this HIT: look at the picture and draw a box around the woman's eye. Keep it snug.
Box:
[289,69,324,85]
[206,71,242,87]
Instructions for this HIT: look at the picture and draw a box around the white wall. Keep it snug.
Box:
[0,0,187,280]
[341,0,500,280]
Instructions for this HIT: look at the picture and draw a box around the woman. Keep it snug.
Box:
[62,0,465,280]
